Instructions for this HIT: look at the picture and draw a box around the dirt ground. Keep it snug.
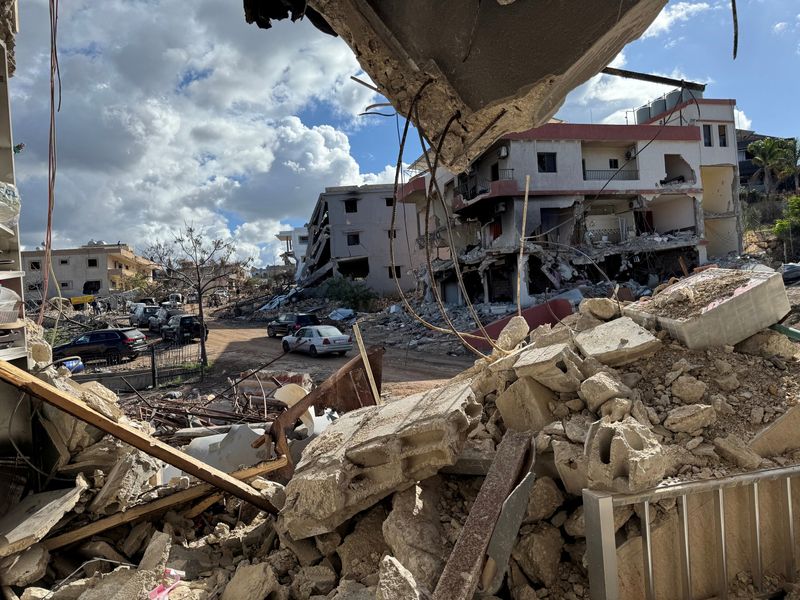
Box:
[202,319,473,396]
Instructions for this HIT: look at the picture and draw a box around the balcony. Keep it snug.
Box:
[583,169,639,181]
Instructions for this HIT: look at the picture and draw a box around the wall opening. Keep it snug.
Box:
[338,257,369,279]
[662,154,696,185]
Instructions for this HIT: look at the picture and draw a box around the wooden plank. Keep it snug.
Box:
[43,458,286,551]
[183,493,224,519]
[0,360,273,512]
[352,322,381,405]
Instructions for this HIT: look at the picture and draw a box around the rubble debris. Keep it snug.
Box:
[670,374,707,403]
[0,545,49,587]
[337,506,390,583]
[663,404,717,433]
[495,377,554,432]
[552,440,589,496]
[88,448,162,515]
[524,477,564,523]
[280,379,480,539]
[713,435,762,470]
[735,329,798,359]
[377,556,430,600]
[220,561,278,600]
[512,524,563,587]
[750,405,800,457]
[579,372,632,412]
[494,315,530,352]
[574,316,660,366]
[579,298,621,321]
[513,343,583,392]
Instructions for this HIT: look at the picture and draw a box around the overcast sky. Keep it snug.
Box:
[9,0,798,265]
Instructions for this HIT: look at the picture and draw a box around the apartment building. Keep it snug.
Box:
[399,90,741,306]
[275,226,309,281]
[22,241,157,299]
[301,183,420,295]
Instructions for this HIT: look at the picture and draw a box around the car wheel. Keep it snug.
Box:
[337,351,347,357]
[282,341,290,353]
[267,327,276,338]
[309,345,318,357]
[106,350,121,365]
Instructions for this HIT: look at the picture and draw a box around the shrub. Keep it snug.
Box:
[318,277,377,311]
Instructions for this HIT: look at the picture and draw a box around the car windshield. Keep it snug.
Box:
[298,315,320,325]
[316,326,343,337]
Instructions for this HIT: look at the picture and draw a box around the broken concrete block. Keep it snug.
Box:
[714,373,740,393]
[513,343,583,392]
[579,298,620,321]
[625,269,791,349]
[495,315,530,352]
[512,524,563,587]
[281,380,480,539]
[495,376,555,433]
[79,540,128,566]
[382,479,445,590]
[139,531,172,572]
[329,579,376,600]
[735,329,797,359]
[579,372,632,412]
[524,476,564,523]
[0,543,49,586]
[122,522,154,558]
[564,504,634,538]
[277,529,322,567]
[713,435,762,470]
[88,448,162,515]
[251,477,286,510]
[291,565,338,598]
[671,375,707,403]
[552,441,588,496]
[586,418,666,493]
[750,405,800,457]
[337,506,390,583]
[315,532,342,557]
[376,556,430,600]
[76,380,124,422]
[529,323,573,349]
[574,317,660,366]
[664,404,717,433]
[220,561,278,600]
[600,398,633,422]
[0,474,88,557]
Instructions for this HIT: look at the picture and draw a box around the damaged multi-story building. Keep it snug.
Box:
[300,183,420,295]
[400,88,742,305]
[275,226,309,281]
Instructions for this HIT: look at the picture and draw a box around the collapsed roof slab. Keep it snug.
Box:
[303,0,667,170]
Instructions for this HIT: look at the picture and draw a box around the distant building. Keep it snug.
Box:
[275,226,309,281]
[737,129,795,192]
[22,241,156,299]
[301,183,420,295]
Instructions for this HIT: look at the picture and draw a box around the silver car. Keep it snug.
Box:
[281,325,352,357]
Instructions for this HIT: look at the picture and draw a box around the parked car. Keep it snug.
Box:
[129,304,159,328]
[148,307,182,332]
[281,325,352,357]
[53,328,147,364]
[161,315,208,344]
[267,313,320,338]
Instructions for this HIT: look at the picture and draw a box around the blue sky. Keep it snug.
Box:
[9,0,798,265]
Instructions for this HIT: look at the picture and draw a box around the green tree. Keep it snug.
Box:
[748,138,790,196]
[780,138,800,193]
[774,195,800,260]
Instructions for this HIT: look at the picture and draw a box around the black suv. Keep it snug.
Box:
[53,328,147,364]
[161,315,209,344]
[267,313,320,338]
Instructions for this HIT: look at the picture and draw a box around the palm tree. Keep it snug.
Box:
[748,138,790,195]
[779,138,800,193]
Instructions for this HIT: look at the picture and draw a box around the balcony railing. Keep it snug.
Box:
[496,168,515,180]
[583,169,639,181]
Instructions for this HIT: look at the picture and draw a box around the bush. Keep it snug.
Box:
[318,277,377,311]
[774,196,800,260]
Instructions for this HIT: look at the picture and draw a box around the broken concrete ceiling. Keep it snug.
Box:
[245,0,668,170]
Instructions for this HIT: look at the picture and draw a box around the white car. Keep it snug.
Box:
[281,325,353,357]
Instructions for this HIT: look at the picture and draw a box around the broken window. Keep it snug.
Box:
[703,124,713,147]
[299,235,309,243]
[346,233,360,246]
[61,281,72,289]
[87,258,98,268]
[537,152,557,173]
[609,158,619,169]
[663,154,696,184]
[83,280,102,294]
[59,258,69,265]
[29,261,40,270]
[385,197,394,207]
[344,198,358,213]
[388,266,402,279]
[490,162,499,182]
[338,257,369,278]
[387,229,397,239]
[718,125,728,147]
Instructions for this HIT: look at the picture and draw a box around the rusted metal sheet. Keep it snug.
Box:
[468,299,573,351]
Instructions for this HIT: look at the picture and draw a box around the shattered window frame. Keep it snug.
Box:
[388,265,402,279]
[537,152,557,173]
[609,158,619,169]
[29,261,41,270]
[346,232,360,246]
[344,198,359,213]
[718,125,728,147]
[87,258,99,268]
[703,124,713,147]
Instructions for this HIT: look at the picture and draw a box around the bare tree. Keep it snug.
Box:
[146,225,250,366]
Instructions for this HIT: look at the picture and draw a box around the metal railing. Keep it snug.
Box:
[584,169,639,181]
[584,464,800,600]
[497,168,515,180]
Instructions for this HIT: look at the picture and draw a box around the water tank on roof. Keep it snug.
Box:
[650,97,667,117]
[681,88,702,103]
[666,89,682,111]
[635,105,651,124]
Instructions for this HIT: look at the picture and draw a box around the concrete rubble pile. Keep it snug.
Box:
[4,268,800,599]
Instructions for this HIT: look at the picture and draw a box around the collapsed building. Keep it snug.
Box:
[300,183,422,295]
[399,90,743,306]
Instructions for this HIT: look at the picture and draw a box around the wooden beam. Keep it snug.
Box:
[182,493,224,519]
[0,360,273,512]
[43,458,287,551]
[352,322,381,405]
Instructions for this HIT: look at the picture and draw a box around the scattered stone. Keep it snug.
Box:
[579,372,632,412]
[713,435,762,470]
[750,406,765,425]
[552,441,589,496]
[495,316,530,352]
[671,375,707,403]
[711,394,734,415]
[599,398,633,422]
[220,561,278,600]
[664,404,717,433]
[291,565,338,598]
[88,448,161,515]
[512,524,563,587]
[376,556,430,600]
[735,329,797,359]
[524,477,564,523]
[620,372,643,389]
[337,507,389,583]
[579,298,621,321]
[751,406,800,457]
[686,437,703,451]
[574,317,661,366]
[495,376,555,433]
[715,373,740,392]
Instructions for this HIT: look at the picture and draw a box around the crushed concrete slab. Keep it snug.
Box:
[0,543,49,586]
[280,380,480,539]
[88,448,162,515]
[523,476,564,523]
[251,477,286,510]
[383,479,446,590]
[513,343,584,392]
[377,556,430,600]
[713,435,762,470]
[529,323,573,349]
[735,329,798,359]
[495,376,555,432]
[586,418,666,493]
[220,561,278,600]
[750,405,800,457]
[579,372,632,412]
[512,524,563,587]
[574,317,660,366]
[337,506,389,583]
[552,441,588,496]
[664,404,717,433]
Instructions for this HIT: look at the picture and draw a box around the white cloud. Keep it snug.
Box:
[12,0,392,266]
[773,22,789,33]
[734,108,753,130]
[642,2,715,39]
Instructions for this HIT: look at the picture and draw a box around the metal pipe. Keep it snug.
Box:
[678,494,693,600]
[584,491,619,600]
[786,477,797,583]
[750,482,763,591]
[640,501,655,600]
[714,488,728,599]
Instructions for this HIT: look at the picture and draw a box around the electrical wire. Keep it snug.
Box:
[8,392,73,482]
